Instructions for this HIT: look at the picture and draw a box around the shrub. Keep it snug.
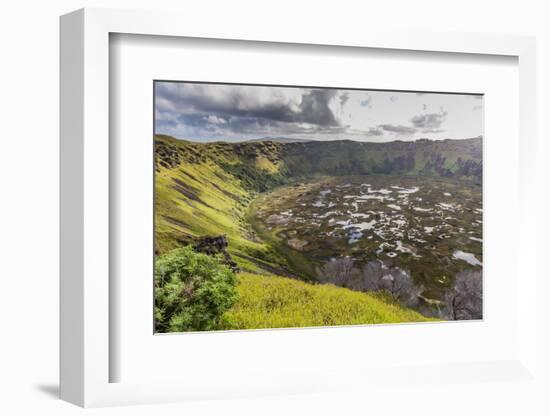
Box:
[154,246,239,332]
[441,269,482,320]
[317,258,422,308]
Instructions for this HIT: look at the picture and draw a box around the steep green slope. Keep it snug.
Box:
[155,135,290,273]
[155,134,482,267]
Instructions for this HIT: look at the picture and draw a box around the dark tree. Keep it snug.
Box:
[318,256,358,289]
[360,261,422,307]
[442,270,482,320]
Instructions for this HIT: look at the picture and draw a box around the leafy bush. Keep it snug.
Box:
[155,246,239,332]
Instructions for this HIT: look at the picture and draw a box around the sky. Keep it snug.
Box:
[155,81,483,143]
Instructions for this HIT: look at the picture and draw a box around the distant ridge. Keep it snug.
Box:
[156,134,482,186]
[243,136,314,144]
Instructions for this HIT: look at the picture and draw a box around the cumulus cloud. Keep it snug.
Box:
[206,115,226,125]
[154,81,479,142]
[410,111,448,133]
[298,89,340,126]
[366,127,384,136]
[379,124,416,135]
[156,82,339,126]
[155,82,348,140]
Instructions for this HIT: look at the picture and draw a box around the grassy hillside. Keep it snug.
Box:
[154,134,480,329]
[155,134,482,269]
[155,135,289,273]
[221,272,433,329]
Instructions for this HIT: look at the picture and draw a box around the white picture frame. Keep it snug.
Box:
[60,7,538,408]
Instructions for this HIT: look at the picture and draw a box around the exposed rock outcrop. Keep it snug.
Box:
[155,141,181,169]
[193,235,240,273]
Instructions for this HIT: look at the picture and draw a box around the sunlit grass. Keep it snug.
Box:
[153,135,475,329]
[221,273,435,330]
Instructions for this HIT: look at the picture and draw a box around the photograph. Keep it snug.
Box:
[153,81,483,333]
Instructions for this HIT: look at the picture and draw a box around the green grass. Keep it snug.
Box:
[245,194,319,281]
[255,155,280,173]
[154,134,480,328]
[221,273,435,329]
[155,137,288,273]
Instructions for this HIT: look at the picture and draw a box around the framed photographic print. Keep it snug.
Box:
[60,8,539,408]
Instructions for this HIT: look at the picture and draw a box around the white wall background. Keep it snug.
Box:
[0,0,548,414]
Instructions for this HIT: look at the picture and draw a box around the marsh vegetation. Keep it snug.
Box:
[249,175,482,317]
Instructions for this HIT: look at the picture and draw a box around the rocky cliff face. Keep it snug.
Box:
[193,235,240,273]
[279,137,482,182]
[156,135,483,186]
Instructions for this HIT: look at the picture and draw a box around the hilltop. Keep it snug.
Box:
[242,136,314,144]
[157,135,482,191]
